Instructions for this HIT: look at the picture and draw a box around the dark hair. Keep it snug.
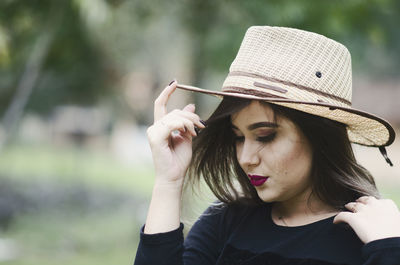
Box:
[186,96,379,209]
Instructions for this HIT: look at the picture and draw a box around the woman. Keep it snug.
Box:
[134,26,400,265]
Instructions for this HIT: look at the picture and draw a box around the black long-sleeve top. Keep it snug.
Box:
[134,203,400,265]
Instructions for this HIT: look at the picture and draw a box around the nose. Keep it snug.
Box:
[237,140,260,169]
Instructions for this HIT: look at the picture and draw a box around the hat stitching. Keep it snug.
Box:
[253,81,288,93]
[223,77,349,107]
[227,71,352,106]
[222,87,288,99]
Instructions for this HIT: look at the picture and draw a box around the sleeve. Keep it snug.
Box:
[134,223,185,265]
[133,206,227,265]
[362,237,400,264]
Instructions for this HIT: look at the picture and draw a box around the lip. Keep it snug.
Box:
[248,174,269,187]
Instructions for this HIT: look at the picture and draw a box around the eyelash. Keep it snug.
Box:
[234,133,276,143]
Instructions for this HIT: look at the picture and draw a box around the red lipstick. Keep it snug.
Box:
[248,174,268,186]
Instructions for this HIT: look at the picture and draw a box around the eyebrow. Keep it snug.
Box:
[231,122,278,131]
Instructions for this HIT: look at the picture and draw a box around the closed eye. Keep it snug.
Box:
[256,133,276,143]
[234,133,276,143]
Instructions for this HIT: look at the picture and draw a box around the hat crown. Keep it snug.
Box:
[228,26,352,103]
[176,25,395,147]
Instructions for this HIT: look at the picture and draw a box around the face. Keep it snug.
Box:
[231,101,313,203]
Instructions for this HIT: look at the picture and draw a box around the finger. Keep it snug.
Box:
[344,202,357,212]
[154,80,177,121]
[179,104,205,128]
[172,126,195,140]
[176,115,201,137]
[333,212,353,224]
[158,116,197,138]
[356,196,374,204]
[180,118,197,137]
[173,122,190,135]
[182,103,195,113]
[170,109,205,129]
[345,202,365,213]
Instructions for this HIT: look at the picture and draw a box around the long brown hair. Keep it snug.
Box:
[186,96,379,209]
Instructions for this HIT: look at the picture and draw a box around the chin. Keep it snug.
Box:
[256,191,277,203]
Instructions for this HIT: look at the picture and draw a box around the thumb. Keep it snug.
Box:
[333,212,353,225]
[182,103,195,113]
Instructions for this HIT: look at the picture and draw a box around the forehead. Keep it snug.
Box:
[231,101,275,126]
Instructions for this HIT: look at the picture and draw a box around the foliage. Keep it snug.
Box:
[178,0,400,74]
[1,0,400,117]
[0,0,111,116]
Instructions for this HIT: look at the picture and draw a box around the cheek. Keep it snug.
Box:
[269,138,312,179]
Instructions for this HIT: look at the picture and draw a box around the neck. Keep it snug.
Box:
[272,191,338,226]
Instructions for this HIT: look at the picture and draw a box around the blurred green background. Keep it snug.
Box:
[0,0,399,264]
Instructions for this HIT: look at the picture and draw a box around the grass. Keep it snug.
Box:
[0,143,155,197]
[1,210,140,265]
[0,143,153,265]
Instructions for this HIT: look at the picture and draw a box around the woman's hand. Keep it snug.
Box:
[144,80,205,234]
[146,80,205,186]
[333,196,400,244]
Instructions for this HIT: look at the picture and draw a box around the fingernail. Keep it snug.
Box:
[168,79,176,86]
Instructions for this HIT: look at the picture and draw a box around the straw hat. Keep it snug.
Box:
[176,26,395,153]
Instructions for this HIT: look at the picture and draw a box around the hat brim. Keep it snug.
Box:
[176,83,395,147]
